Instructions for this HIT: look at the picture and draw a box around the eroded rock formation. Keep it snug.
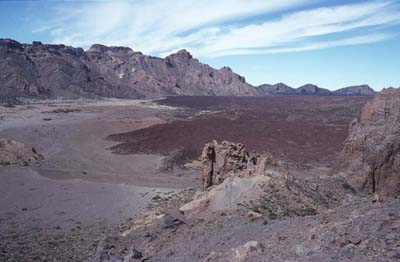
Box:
[0,138,43,166]
[183,141,354,220]
[200,141,277,189]
[334,87,400,196]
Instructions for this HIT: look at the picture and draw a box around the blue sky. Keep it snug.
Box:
[1,0,399,90]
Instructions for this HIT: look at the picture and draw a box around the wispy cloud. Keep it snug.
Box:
[33,0,400,57]
[209,33,394,56]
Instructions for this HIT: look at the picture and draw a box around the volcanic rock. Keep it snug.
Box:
[333,87,400,196]
[0,139,43,166]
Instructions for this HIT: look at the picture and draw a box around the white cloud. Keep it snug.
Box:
[33,0,400,57]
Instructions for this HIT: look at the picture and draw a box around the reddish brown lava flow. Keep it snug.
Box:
[108,96,372,166]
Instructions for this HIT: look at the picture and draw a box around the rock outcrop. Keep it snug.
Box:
[0,139,43,166]
[334,88,400,197]
[182,141,355,219]
[200,141,277,189]
[0,39,257,99]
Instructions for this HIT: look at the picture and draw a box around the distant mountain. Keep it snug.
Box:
[294,84,332,95]
[0,39,258,99]
[256,82,295,95]
[333,85,376,96]
[257,83,376,96]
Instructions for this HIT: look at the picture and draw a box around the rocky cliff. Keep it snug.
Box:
[334,87,400,197]
[0,39,257,99]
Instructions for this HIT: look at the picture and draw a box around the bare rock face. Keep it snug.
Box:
[0,38,258,99]
[334,88,400,196]
[0,139,44,166]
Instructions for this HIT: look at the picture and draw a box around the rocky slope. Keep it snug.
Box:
[101,140,399,262]
[333,87,400,197]
[0,39,257,99]
[333,85,376,96]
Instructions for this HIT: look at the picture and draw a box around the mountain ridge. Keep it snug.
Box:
[0,39,377,100]
[256,82,376,96]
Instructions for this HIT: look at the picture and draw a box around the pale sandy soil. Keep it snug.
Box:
[0,100,197,261]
